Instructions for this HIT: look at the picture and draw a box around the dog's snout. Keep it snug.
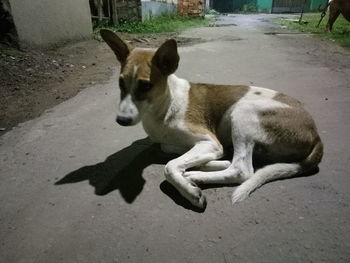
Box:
[116,116,133,126]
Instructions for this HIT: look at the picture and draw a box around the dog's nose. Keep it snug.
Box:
[116,116,132,126]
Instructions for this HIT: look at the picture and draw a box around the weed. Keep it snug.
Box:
[205,8,220,15]
[276,13,350,48]
[93,14,210,38]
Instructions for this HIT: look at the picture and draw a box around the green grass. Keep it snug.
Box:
[276,13,350,48]
[93,14,210,36]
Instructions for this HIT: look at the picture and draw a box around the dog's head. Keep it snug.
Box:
[100,29,179,126]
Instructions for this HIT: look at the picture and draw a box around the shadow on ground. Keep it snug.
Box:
[55,138,174,203]
[55,137,220,212]
[55,137,320,212]
[56,138,208,212]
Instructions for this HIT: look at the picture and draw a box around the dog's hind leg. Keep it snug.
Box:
[185,140,254,185]
[184,168,243,184]
[232,139,323,204]
[164,140,223,209]
[195,160,231,171]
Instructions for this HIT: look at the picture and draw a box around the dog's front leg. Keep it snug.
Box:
[164,140,223,209]
[184,140,255,185]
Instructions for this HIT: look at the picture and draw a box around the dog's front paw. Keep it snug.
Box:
[187,182,207,209]
[164,162,207,209]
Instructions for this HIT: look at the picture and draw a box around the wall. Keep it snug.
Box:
[213,0,266,12]
[178,0,204,16]
[310,0,327,11]
[257,0,272,11]
[9,0,92,47]
[211,0,324,13]
[141,0,177,20]
[113,0,141,21]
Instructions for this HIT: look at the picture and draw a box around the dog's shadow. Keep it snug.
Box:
[56,138,209,212]
[56,138,320,212]
[56,138,176,203]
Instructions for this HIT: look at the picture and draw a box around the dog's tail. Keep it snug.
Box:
[232,140,323,204]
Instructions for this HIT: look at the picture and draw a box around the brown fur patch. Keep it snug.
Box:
[254,91,261,95]
[119,48,169,104]
[259,92,323,164]
[273,92,303,107]
[185,84,249,140]
[123,49,155,80]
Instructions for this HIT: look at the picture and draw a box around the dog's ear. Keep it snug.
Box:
[152,39,179,76]
[100,29,132,63]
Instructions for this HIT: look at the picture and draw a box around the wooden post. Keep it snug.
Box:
[96,0,104,22]
[111,0,119,25]
[107,0,111,19]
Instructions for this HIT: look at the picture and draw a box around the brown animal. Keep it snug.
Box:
[320,0,350,32]
[100,29,323,209]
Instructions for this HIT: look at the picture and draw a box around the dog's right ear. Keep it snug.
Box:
[100,29,132,64]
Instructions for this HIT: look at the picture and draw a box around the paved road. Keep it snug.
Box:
[1,15,350,262]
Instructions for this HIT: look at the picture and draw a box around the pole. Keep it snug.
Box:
[299,0,308,24]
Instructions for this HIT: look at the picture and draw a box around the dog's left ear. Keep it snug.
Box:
[152,39,179,76]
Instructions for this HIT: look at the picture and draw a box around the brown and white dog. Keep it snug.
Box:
[100,29,323,209]
[320,0,350,32]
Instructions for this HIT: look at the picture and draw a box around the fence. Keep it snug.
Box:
[89,0,141,25]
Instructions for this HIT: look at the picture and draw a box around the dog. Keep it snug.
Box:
[319,0,350,32]
[100,29,323,209]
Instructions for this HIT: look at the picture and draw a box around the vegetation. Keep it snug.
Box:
[205,8,220,16]
[277,13,350,48]
[240,3,258,13]
[93,14,210,36]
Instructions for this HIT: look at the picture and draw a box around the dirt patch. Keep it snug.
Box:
[0,32,203,135]
[116,32,203,48]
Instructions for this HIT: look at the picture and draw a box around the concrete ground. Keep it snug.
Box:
[1,14,350,262]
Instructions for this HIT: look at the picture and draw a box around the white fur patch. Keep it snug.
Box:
[165,74,191,124]
[142,75,190,147]
[219,86,290,145]
[118,94,139,120]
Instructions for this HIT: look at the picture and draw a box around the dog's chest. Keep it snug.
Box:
[142,117,191,146]
[142,76,198,146]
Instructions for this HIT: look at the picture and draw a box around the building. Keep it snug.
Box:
[2,0,92,47]
[211,0,327,13]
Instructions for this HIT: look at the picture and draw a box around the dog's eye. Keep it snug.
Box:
[138,80,153,92]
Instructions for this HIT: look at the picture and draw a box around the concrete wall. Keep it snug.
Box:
[9,0,92,47]
[141,0,177,20]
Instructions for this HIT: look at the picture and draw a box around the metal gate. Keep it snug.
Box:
[271,0,305,13]
[213,0,234,12]
[213,0,252,12]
